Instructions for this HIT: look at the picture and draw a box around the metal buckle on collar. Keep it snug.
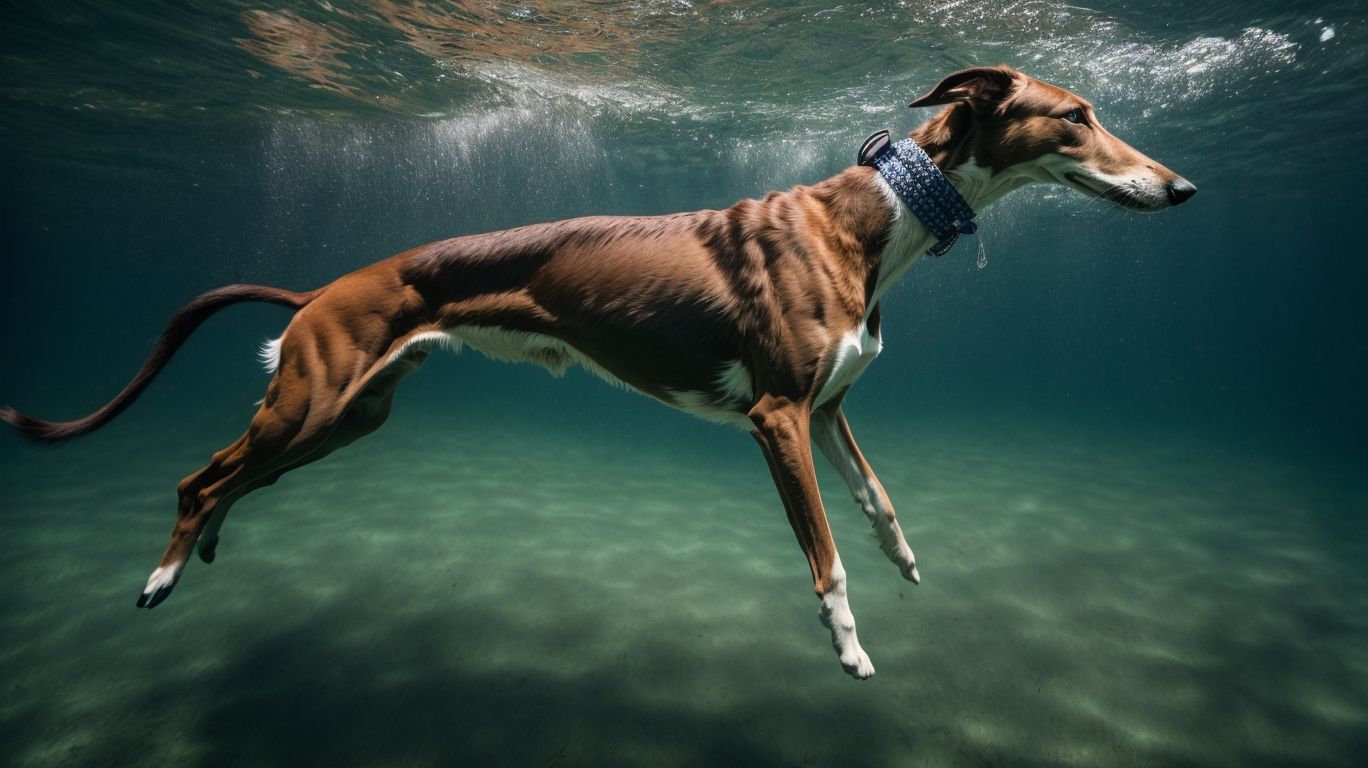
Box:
[858,130,892,167]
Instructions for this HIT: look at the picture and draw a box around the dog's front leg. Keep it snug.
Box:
[750,394,875,679]
[812,404,920,584]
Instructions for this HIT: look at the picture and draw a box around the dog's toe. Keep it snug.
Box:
[198,536,219,564]
[137,565,181,609]
[842,649,876,680]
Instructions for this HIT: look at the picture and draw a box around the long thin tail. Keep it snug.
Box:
[1,283,322,442]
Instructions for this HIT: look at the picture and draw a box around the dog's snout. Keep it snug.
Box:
[1165,177,1197,206]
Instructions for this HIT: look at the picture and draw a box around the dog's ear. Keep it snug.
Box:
[908,67,1017,108]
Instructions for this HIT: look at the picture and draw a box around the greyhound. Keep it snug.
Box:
[2,67,1194,678]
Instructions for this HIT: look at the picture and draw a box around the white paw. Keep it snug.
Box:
[821,599,875,679]
[841,647,876,679]
[902,561,921,584]
[137,564,181,609]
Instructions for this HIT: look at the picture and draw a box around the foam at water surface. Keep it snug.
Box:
[3,0,1361,182]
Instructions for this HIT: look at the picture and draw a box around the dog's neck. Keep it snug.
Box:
[913,101,1039,209]
[847,104,1037,313]
[800,104,1043,323]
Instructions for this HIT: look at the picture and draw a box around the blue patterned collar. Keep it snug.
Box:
[858,130,977,257]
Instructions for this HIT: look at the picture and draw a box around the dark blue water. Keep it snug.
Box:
[3,2,1366,766]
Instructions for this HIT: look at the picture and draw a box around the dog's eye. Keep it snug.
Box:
[1062,109,1084,124]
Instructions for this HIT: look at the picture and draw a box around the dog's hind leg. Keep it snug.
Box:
[138,425,289,608]
[750,394,874,680]
[812,403,920,584]
[137,316,426,608]
[194,352,426,566]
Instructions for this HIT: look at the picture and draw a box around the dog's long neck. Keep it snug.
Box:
[841,103,1036,314]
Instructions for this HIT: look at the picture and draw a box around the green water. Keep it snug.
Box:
[2,2,1366,766]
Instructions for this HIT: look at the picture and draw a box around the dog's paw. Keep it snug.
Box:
[902,561,921,585]
[198,536,219,564]
[136,564,181,609]
[841,648,876,680]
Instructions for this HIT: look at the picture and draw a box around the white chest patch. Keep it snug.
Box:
[814,321,882,408]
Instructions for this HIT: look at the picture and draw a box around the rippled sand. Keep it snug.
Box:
[1,410,1365,767]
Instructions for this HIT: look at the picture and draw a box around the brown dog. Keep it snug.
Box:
[2,67,1193,678]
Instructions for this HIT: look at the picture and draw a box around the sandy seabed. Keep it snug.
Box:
[1,408,1365,767]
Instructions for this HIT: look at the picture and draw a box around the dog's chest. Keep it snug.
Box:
[814,320,882,408]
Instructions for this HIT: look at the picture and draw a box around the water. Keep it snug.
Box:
[2,2,1366,765]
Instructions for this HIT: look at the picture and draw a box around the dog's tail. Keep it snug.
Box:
[1,284,322,442]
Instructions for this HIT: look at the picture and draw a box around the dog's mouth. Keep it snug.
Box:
[1063,171,1165,213]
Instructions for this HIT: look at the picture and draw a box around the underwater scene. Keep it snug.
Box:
[2,1,1366,766]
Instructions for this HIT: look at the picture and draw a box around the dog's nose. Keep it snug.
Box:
[1166,177,1197,206]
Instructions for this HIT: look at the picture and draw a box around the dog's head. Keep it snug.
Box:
[910,66,1195,212]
